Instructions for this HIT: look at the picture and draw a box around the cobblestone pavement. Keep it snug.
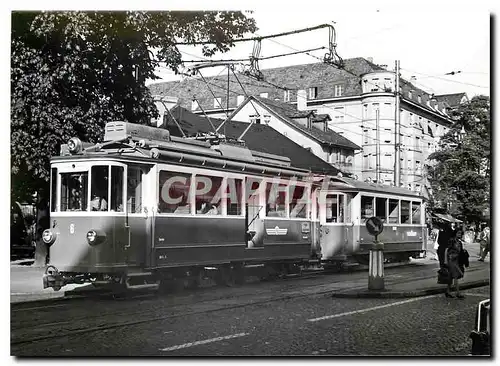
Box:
[12,283,490,356]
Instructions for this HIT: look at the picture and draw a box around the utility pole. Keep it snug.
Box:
[375,107,380,183]
[394,60,401,187]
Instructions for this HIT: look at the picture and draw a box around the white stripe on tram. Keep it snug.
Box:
[160,332,249,352]
[307,294,438,322]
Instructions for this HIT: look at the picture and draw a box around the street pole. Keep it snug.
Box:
[369,235,385,290]
[394,60,401,187]
[376,107,380,183]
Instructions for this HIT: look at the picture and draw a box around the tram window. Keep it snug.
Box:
[158,171,192,214]
[50,168,57,212]
[60,172,88,211]
[226,178,243,216]
[290,185,307,218]
[110,166,124,212]
[90,166,109,211]
[376,197,387,222]
[266,182,287,217]
[401,200,410,224]
[195,175,222,215]
[411,201,422,224]
[388,199,399,224]
[360,196,374,223]
[247,178,262,221]
[326,194,345,223]
[127,166,143,213]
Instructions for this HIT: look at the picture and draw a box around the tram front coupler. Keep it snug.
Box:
[43,265,66,291]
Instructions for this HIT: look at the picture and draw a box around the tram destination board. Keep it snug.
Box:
[365,216,384,236]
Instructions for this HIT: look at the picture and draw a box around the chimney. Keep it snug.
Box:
[297,89,307,111]
[367,57,373,63]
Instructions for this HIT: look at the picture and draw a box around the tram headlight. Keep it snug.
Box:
[86,230,97,244]
[42,229,57,245]
[67,137,83,154]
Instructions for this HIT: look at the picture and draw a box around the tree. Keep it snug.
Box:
[11,11,257,203]
[427,95,490,226]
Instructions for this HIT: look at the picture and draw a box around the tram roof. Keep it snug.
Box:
[327,176,424,199]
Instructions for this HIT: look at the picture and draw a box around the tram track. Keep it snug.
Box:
[10,259,416,311]
[11,262,466,346]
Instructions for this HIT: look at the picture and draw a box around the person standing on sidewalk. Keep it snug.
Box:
[478,226,490,262]
[444,229,466,299]
[437,221,454,267]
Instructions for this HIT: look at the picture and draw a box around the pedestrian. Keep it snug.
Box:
[436,221,454,267]
[478,226,490,262]
[444,229,466,299]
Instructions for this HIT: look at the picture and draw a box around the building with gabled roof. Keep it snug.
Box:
[433,92,469,111]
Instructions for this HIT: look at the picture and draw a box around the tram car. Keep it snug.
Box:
[43,121,315,291]
[312,177,427,267]
[42,121,426,291]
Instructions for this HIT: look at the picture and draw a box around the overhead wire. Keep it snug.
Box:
[400,67,489,89]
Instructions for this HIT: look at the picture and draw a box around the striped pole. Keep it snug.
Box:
[368,239,385,290]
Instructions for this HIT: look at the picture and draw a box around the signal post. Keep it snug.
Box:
[366,216,385,290]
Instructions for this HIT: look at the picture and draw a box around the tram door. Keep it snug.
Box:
[125,164,154,268]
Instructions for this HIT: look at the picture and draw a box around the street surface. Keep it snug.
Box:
[11,256,490,357]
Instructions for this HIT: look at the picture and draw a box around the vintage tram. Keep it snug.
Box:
[313,177,426,267]
[42,121,426,291]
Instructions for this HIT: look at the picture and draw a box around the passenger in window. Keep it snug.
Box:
[206,203,219,215]
[90,193,107,211]
[173,193,190,214]
[70,188,82,211]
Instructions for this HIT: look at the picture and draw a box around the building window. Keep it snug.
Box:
[213,97,222,109]
[371,78,380,92]
[307,87,318,99]
[191,100,199,111]
[415,160,422,174]
[260,92,269,98]
[383,78,392,91]
[334,107,345,123]
[334,84,343,97]
[237,95,244,106]
[363,154,370,170]
[408,90,412,99]
[284,90,291,102]
[363,129,370,144]
[418,95,422,103]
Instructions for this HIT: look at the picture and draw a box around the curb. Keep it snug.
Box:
[330,279,490,298]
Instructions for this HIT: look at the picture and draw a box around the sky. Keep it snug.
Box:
[148,1,492,100]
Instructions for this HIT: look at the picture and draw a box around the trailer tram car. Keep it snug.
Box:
[313,177,427,267]
[42,121,426,292]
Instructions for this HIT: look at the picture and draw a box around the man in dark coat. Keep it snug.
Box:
[437,221,455,266]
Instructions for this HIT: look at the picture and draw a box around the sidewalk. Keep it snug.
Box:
[10,264,89,304]
[330,262,490,298]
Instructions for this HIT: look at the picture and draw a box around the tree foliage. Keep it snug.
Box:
[11,11,257,202]
[427,95,490,224]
